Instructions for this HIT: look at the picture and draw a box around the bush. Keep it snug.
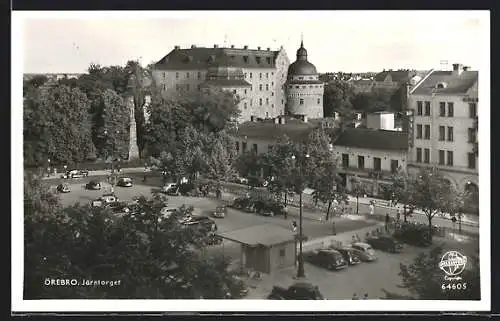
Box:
[392,222,432,247]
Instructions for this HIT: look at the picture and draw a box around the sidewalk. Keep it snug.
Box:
[40,167,150,180]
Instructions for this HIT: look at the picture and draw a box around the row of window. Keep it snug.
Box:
[415,148,476,169]
[416,101,478,118]
[175,71,204,80]
[245,72,275,80]
[299,98,321,105]
[341,154,399,173]
[289,85,323,89]
[415,124,477,143]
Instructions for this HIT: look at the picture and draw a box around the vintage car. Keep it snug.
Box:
[267,282,325,300]
[350,242,377,262]
[365,235,404,253]
[304,249,348,270]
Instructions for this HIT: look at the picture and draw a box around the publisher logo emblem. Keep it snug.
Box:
[439,251,467,279]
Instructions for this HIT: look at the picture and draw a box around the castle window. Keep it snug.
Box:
[266,73,269,79]
[266,84,269,91]
[272,104,274,108]
[244,89,247,94]
[259,98,263,106]
[317,98,320,104]
[272,72,274,76]
[281,99,284,105]
[272,92,274,96]
[295,86,300,89]
[259,84,263,91]
[300,99,304,105]
[233,89,237,94]
[244,103,247,109]
[197,72,201,79]
[186,72,190,78]
[266,98,269,105]
[250,99,253,106]
[176,72,179,79]
[250,72,253,79]
[186,84,190,91]
[272,82,274,86]
[260,73,262,79]
[299,77,304,80]
[197,84,201,91]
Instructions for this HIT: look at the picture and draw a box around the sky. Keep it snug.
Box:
[17,11,488,74]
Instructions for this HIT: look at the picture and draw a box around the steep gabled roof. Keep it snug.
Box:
[235,117,323,141]
[374,70,415,83]
[333,128,408,151]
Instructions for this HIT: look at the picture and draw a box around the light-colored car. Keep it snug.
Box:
[160,207,176,218]
[117,177,133,187]
[350,242,377,262]
[162,183,179,195]
[100,194,118,203]
[63,169,89,179]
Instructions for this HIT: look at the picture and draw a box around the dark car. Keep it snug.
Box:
[230,197,255,212]
[182,216,217,232]
[56,183,71,193]
[85,180,102,190]
[333,247,362,265]
[366,235,404,253]
[212,205,227,218]
[304,249,348,270]
[116,177,133,187]
[267,282,325,300]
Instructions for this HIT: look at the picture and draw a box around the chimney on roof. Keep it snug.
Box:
[214,44,218,48]
[244,45,248,49]
[174,45,180,50]
[191,45,196,48]
[463,66,470,71]
[231,45,235,48]
[452,63,464,76]
[267,47,270,51]
[257,46,261,50]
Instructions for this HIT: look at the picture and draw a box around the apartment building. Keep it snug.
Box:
[152,44,290,122]
[408,63,478,197]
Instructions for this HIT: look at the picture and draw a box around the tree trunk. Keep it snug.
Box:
[284,192,287,207]
[427,214,433,242]
[326,201,332,221]
[356,196,359,215]
[403,204,407,223]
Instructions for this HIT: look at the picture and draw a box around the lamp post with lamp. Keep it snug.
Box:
[291,152,310,279]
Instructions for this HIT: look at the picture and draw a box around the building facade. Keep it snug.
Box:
[285,41,324,119]
[332,127,409,196]
[153,44,290,122]
[408,63,478,196]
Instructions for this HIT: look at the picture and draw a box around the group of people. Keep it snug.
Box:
[352,293,369,300]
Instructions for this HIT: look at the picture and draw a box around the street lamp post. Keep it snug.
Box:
[291,152,310,279]
[47,158,51,177]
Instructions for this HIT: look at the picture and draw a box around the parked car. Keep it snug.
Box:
[230,197,256,212]
[365,235,404,253]
[162,183,179,195]
[116,177,133,187]
[212,205,227,218]
[267,282,325,300]
[182,215,217,232]
[304,249,348,270]
[85,180,102,190]
[64,169,89,179]
[106,201,131,215]
[56,183,71,193]
[330,246,362,265]
[350,242,377,262]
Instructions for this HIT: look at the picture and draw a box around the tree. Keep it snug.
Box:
[322,80,355,118]
[305,128,346,220]
[94,89,130,160]
[204,137,238,185]
[24,174,245,299]
[388,169,415,222]
[23,75,49,94]
[23,84,96,165]
[350,176,368,214]
[399,246,480,300]
[409,168,452,242]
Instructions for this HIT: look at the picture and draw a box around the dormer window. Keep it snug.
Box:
[436,82,447,89]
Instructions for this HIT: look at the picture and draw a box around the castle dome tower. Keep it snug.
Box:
[285,40,324,119]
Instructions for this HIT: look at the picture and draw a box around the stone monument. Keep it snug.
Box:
[127,96,140,161]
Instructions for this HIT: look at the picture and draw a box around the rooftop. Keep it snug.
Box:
[202,79,252,87]
[235,117,329,141]
[155,46,281,70]
[333,128,408,151]
[218,224,295,246]
[374,70,416,83]
[411,70,478,95]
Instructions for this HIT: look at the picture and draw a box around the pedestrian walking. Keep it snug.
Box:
[363,293,369,300]
[369,203,375,215]
[352,293,359,300]
[396,209,401,222]
[292,221,298,233]
[331,221,337,235]
[385,213,390,232]
[283,205,288,219]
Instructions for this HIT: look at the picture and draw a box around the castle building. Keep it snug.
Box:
[285,41,324,119]
[152,44,290,123]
